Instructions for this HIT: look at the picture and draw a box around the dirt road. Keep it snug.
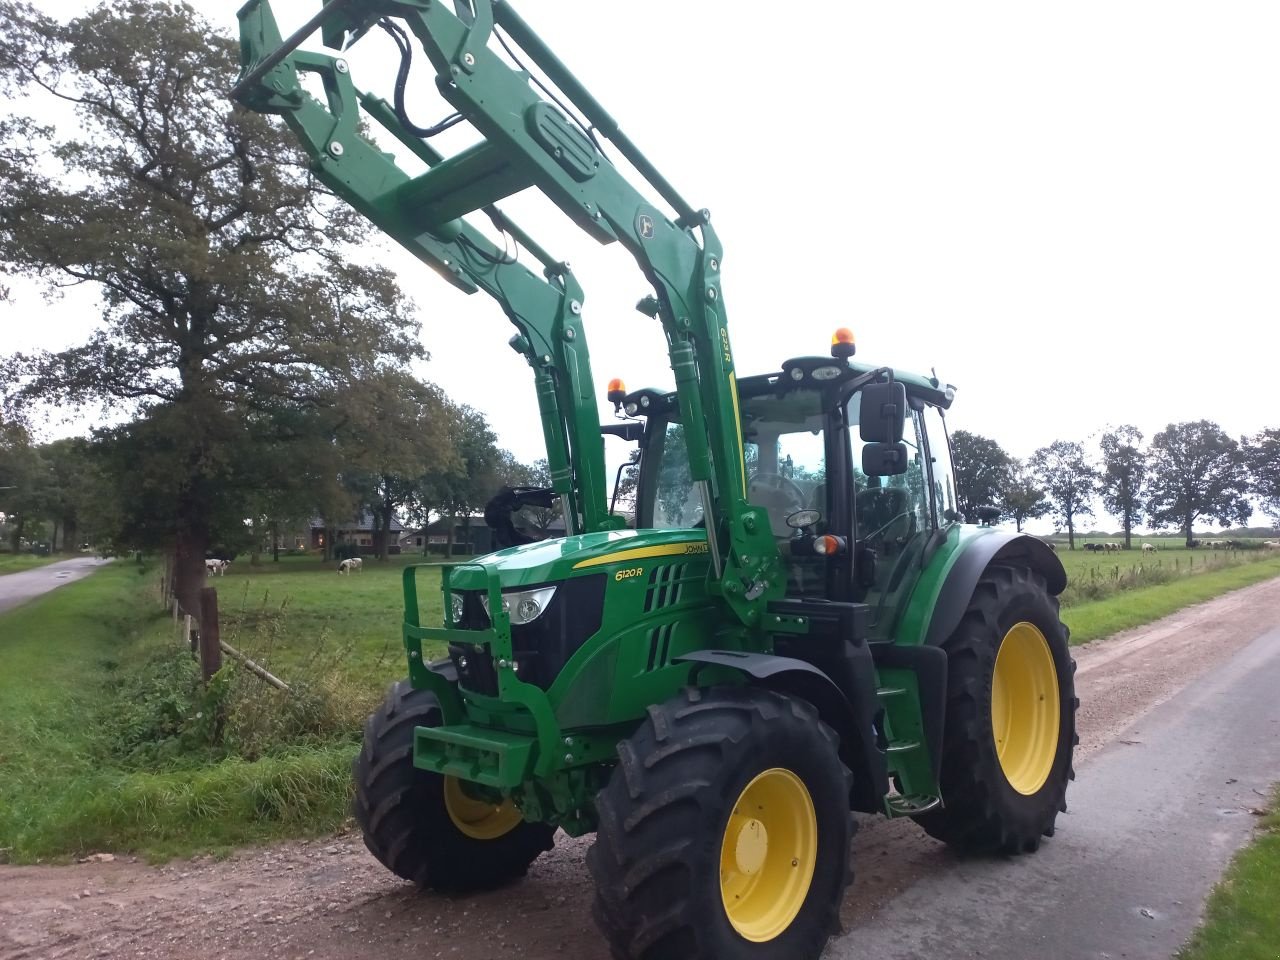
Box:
[4,576,1280,960]
[0,558,110,616]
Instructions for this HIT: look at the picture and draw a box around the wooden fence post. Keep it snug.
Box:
[198,587,223,683]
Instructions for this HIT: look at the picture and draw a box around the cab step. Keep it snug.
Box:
[884,794,942,817]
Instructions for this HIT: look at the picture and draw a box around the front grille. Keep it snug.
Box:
[445,576,606,694]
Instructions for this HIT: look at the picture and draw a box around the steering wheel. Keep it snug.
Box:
[863,511,914,542]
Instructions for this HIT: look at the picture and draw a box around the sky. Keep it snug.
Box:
[5,1,1279,533]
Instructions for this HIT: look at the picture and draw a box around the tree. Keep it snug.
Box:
[1002,461,1050,533]
[1146,421,1251,547]
[428,404,505,556]
[336,373,454,560]
[950,430,1015,522]
[0,415,43,550]
[0,2,423,613]
[1098,425,1147,550]
[1242,428,1280,529]
[1030,441,1095,550]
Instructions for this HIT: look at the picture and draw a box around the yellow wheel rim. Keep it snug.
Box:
[443,776,524,840]
[991,621,1061,795]
[719,768,818,942]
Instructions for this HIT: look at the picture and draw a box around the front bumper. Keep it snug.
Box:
[401,563,562,786]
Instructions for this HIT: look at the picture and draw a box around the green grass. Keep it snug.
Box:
[3,545,1278,863]
[0,562,360,862]
[1178,789,1280,960]
[209,553,447,687]
[0,553,63,575]
[1062,554,1280,645]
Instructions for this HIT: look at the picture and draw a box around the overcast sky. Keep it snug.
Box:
[6,1,1279,533]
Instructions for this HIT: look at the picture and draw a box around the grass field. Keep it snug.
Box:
[2,542,1278,862]
[208,553,446,692]
[1178,788,1279,960]
[0,562,357,862]
[0,553,62,575]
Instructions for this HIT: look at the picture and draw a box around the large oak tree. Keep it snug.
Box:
[1146,421,1250,547]
[1030,440,1095,550]
[0,2,424,612]
[950,429,1014,522]
[1242,428,1280,529]
[1098,425,1147,550]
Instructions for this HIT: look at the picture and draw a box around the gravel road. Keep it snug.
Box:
[4,575,1280,960]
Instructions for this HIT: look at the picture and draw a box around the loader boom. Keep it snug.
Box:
[233,0,782,625]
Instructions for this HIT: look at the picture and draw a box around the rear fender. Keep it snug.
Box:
[677,650,890,813]
[923,533,1066,647]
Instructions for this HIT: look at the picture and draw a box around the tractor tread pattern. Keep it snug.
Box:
[587,686,855,960]
[915,565,1077,853]
[353,680,554,894]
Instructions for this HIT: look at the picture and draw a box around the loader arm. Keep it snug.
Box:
[232,0,616,537]
[232,0,782,625]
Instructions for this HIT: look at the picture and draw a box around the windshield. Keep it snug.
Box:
[641,387,831,594]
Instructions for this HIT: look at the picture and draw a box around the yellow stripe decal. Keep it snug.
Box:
[729,372,746,497]
[573,541,709,570]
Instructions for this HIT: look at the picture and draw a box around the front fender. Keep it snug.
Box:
[676,650,890,813]
[918,530,1067,647]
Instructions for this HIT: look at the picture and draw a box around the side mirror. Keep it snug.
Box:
[863,442,908,477]
[859,381,906,444]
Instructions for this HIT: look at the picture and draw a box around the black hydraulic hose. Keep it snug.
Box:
[379,19,464,139]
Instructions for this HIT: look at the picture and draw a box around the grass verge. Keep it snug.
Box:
[1063,555,1280,645]
[1178,788,1280,960]
[0,562,360,863]
[0,553,63,575]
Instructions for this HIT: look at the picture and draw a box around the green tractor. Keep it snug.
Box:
[233,3,1076,957]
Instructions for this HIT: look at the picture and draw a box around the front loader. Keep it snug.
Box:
[232,4,1077,959]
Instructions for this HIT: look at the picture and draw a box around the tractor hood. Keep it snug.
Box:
[448,528,710,590]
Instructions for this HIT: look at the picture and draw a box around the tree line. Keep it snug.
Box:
[0,2,552,614]
[952,424,1280,549]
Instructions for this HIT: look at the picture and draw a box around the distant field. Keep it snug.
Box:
[197,553,448,694]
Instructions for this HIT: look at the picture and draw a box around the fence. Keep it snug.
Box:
[161,566,288,691]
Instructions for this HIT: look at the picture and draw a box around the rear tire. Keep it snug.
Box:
[915,565,1077,852]
[353,680,555,893]
[588,686,853,960]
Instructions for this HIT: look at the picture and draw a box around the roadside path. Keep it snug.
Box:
[2,576,1280,960]
[0,557,110,617]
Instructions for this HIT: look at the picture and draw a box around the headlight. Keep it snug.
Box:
[481,585,557,625]
[450,592,464,625]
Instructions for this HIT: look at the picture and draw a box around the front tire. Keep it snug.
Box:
[588,686,853,960]
[353,680,555,893]
[915,564,1077,852]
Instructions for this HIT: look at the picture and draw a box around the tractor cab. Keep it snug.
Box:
[610,337,960,640]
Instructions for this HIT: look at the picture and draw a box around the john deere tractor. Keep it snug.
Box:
[233,4,1076,958]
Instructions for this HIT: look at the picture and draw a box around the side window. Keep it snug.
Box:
[922,404,958,523]
[652,422,703,528]
[897,408,933,533]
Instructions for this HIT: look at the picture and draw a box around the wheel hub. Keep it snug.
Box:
[718,767,817,942]
[728,814,769,876]
[991,621,1061,795]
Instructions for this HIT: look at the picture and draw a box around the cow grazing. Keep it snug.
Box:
[338,557,364,575]
[1142,544,1156,554]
